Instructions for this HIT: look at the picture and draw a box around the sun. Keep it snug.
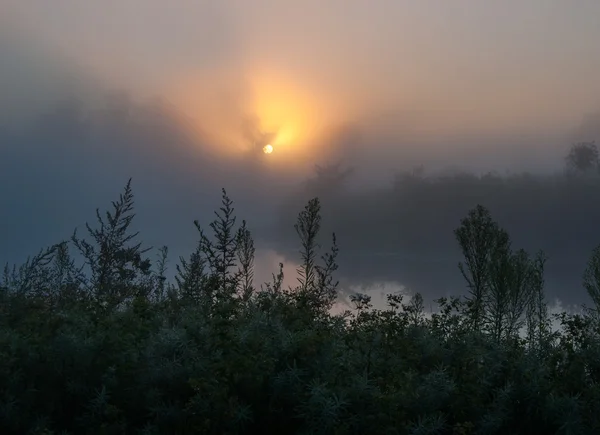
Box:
[263,144,274,154]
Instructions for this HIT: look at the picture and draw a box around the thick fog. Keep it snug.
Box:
[3,1,600,309]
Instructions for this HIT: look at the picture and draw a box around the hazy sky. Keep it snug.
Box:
[3,1,600,308]
[4,0,600,161]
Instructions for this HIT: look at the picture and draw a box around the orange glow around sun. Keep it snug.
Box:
[165,67,346,166]
[249,72,326,154]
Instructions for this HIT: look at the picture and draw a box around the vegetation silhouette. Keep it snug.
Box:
[273,142,600,305]
[6,94,600,304]
[4,179,600,433]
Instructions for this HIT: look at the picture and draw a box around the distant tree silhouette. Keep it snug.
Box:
[565,141,599,174]
[307,162,354,195]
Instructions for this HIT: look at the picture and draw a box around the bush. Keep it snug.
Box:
[2,180,600,434]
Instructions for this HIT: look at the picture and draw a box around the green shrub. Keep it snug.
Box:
[2,181,600,434]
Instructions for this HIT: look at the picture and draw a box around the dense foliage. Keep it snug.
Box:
[3,179,600,434]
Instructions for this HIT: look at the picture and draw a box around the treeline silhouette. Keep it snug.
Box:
[4,180,600,433]
[272,142,600,305]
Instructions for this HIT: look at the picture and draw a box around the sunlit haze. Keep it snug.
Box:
[5,0,600,173]
[4,0,600,308]
[5,5,600,428]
